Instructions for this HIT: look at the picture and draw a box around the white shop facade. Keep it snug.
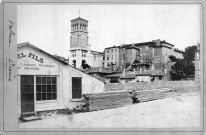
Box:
[17,43,104,117]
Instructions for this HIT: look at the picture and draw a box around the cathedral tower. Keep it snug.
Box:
[70,17,89,50]
[69,16,103,69]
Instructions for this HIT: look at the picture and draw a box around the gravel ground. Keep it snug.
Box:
[19,91,200,128]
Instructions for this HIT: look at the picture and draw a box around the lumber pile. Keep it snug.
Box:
[82,91,133,111]
[131,88,173,103]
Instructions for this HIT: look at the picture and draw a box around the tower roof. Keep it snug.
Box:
[71,17,88,22]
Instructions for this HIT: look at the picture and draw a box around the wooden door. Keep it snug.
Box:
[21,75,34,114]
[72,77,82,99]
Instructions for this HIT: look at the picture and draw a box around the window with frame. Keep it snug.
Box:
[36,76,57,101]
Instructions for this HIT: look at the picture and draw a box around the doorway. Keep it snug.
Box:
[20,75,34,114]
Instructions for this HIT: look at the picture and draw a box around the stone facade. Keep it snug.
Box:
[103,39,184,71]
[104,46,120,68]
[193,43,200,80]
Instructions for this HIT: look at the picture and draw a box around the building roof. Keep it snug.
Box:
[138,70,165,76]
[105,46,120,50]
[119,73,137,79]
[71,17,88,22]
[84,68,112,74]
[174,49,185,54]
[105,73,122,78]
[105,40,176,51]
[105,70,164,78]
[18,42,69,65]
[125,46,140,50]
[91,50,104,55]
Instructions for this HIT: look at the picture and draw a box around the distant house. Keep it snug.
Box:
[104,70,164,84]
[83,68,112,83]
[193,43,200,80]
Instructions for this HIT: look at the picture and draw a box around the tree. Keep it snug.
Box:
[82,60,91,69]
[183,45,197,78]
[168,55,177,62]
[131,59,140,69]
[183,45,197,62]
[168,45,197,80]
[169,56,185,80]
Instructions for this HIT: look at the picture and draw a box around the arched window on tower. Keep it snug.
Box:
[73,60,76,68]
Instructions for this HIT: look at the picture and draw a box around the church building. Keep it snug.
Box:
[69,16,103,69]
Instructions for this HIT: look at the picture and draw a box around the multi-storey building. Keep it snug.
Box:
[119,45,140,68]
[103,39,184,70]
[104,46,120,68]
[69,16,103,69]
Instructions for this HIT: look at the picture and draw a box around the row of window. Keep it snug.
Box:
[72,23,87,31]
[21,76,57,101]
[106,55,118,60]
[72,51,87,58]
[106,46,150,53]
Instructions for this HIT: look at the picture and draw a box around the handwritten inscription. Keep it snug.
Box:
[8,20,16,82]
[8,20,15,47]
[8,58,15,81]
[17,52,44,63]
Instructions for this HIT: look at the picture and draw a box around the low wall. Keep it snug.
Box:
[105,80,200,91]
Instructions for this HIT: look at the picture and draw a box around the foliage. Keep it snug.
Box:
[82,60,91,69]
[169,57,185,80]
[125,62,131,69]
[168,45,197,80]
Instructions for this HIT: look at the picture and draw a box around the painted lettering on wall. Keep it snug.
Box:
[18,62,57,72]
[17,52,44,63]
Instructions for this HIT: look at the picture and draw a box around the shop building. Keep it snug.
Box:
[17,42,104,117]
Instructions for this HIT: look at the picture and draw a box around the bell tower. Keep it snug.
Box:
[70,17,89,50]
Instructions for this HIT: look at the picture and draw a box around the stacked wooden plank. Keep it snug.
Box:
[82,91,133,111]
[131,88,173,103]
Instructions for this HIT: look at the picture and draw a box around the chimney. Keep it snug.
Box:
[156,39,161,46]
[140,68,142,73]
[66,57,70,64]
[123,69,126,77]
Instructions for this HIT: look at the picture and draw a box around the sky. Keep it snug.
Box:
[17,4,201,57]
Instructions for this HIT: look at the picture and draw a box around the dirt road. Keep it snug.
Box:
[19,92,200,128]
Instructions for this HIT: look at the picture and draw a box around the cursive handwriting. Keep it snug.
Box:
[8,20,15,47]
[8,58,15,82]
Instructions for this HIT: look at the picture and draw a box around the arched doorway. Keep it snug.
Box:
[73,60,76,68]
[82,60,86,67]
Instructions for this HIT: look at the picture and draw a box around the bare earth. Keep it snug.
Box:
[19,91,200,128]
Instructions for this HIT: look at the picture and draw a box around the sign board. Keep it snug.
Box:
[17,51,59,75]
